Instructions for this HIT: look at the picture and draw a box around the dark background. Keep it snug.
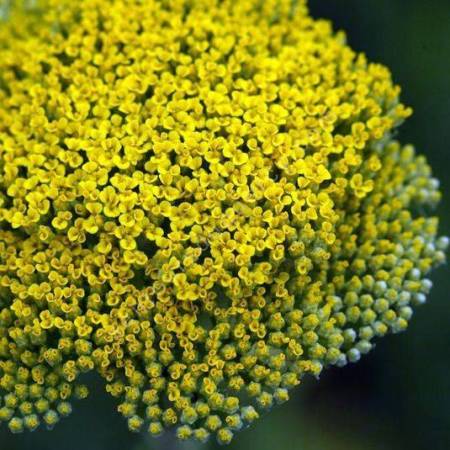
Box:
[1,1,449,449]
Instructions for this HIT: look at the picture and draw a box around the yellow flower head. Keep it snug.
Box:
[0,0,447,444]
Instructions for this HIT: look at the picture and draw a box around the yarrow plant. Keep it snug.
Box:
[0,0,447,444]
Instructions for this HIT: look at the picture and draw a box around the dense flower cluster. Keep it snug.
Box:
[0,0,447,444]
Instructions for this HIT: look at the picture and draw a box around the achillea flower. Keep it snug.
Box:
[0,0,447,444]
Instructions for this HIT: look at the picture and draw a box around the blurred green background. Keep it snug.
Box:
[1,1,449,449]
